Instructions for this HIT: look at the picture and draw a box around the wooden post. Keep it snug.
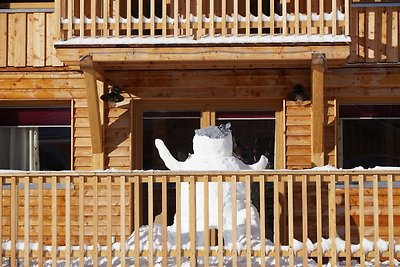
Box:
[275,102,285,169]
[311,52,326,167]
[79,55,104,170]
[54,0,61,39]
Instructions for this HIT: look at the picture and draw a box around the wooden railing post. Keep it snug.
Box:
[328,174,337,266]
[54,0,61,39]
[345,0,350,35]
[10,177,17,267]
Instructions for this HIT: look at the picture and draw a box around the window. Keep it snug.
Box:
[143,111,200,170]
[140,105,277,226]
[216,110,275,168]
[339,105,400,169]
[143,109,276,170]
[0,107,71,171]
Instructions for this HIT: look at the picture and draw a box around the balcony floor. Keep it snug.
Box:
[55,38,350,71]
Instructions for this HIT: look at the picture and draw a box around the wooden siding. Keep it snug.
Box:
[349,5,400,64]
[336,186,400,243]
[105,106,132,170]
[324,99,337,166]
[73,99,94,170]
[0,72,85,99]
[119,69,311,100]
[285,101,312,169]
[325,67,400,100]
[0,12,63,68]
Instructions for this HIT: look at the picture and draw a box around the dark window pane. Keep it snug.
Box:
[340,105,400,118]
[341,105,400,168]
[38,127,71,171]
[143,111,200,170]
[217,111,275,168]
[342,119,400,168]
[0,107,70,126]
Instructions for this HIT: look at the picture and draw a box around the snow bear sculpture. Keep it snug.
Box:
[155,123,268,246]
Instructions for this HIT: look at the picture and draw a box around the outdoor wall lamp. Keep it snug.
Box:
[100,86,124,107]
[290,84,306,105]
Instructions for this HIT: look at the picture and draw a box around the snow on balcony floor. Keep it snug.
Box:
[55,34,351,46]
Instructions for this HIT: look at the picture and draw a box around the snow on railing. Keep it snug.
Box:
[1,169,399,266]
[60,10,346,26]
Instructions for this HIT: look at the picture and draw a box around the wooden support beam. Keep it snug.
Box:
[79,55,104,169]
[311,52,326,167]
[55,45,351,69]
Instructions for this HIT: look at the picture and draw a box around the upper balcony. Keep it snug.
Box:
[56,0,349,43]
[54,0,352,69]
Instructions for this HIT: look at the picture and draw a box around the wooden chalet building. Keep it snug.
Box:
[0,0,400,265]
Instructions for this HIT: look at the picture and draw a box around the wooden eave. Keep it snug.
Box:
[56,43,350,75]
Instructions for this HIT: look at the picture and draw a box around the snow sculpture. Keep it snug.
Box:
[155,123,268,246]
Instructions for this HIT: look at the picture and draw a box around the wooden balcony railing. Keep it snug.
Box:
[349,3,400,64]
[1,170,400,266]
[56,0,350,43]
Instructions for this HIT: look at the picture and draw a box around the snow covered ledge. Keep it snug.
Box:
[55,34,351,46]
[55,37,351,69]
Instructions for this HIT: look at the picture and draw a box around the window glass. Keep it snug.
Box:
[0,107,70,126]
[38,127,71,171]
[0,107,71,171]
[143,111,200,170]
[216,110,275,169]
[340,105,400,168]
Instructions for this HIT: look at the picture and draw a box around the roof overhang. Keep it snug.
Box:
[63,42,349,169]
[56,42,350,72]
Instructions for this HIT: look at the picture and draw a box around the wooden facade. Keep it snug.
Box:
[0,0,400,265]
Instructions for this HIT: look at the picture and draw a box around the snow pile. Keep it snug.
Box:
[3,232,400,267]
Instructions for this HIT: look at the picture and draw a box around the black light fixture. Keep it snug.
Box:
[291,84,306,105]
[100,86,124,107]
